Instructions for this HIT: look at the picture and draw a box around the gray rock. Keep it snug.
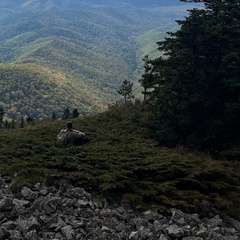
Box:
[12,198,30,214]
[13,198,30,206]
[76,199,89,208]
[0,181,240,240]
[0,177,5,188]
[129,231,139,239]
[42,196,61,214]
[182,237,203,240]
[25,230,39,240]
[190,213,201,227]
[153,220,163,231]
[61,225,75,240]
[222,237,240,240]
[42,231,56,239]
[48,215,65,230]
[64,187,89,198]
[21,187,38,201]
[0,227,10,240]
[16,216,40,233]
[207,215,223,228]
[0,196,13,211]
[8,230,23,240]
[166,224,185,238]
[139,226,153,239]
[2,221,16,230]
[115,222,126,232]
[196,224,208,238]
[227,217,240,231]
[159,234,169,240]
[224,227,237,235]
[171,208,191,226]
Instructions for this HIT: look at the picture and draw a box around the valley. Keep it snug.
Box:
[0,0,196,119]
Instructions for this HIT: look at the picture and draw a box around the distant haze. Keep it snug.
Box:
[0,0,190,13]
[0,0,199,19]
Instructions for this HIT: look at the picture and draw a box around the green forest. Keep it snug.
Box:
[139,0,240,159]
[0,6,187,119]
[0,64,104,119]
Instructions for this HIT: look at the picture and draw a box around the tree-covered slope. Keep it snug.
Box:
[136,30,167,61]
[0,64,106,119]
[0,6,190,118]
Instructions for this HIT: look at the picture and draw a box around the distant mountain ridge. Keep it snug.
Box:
[0,1,200,21]
[0,1,192,19]
[0,1,197,119]
[0,0,188,13]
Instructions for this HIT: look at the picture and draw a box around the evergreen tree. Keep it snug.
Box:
[52,112,57,121]
[139,56,157,101]
[0,108,5,128]
[62,106,71,119]
[117,80,134,102]
[72,108,80,118]
[141,0,240,150]
[26,116,34,123]
[11,119,15,129]
[20,116,24,128]
[4,120,8,129]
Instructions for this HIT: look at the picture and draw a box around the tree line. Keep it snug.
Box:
[0,106,80,129]
[137,0,240,157]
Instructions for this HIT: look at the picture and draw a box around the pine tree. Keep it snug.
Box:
[142,0,240,150]
[117,80,134,102]
[11,119,15,129]
[20,116,24,128]
[52,112,57,121]
[4,120,8,129]
[139,56,157,101]
[72,108,80,118]
[0,108,5,128]
[62,106,71,119]
[26,116,34,123]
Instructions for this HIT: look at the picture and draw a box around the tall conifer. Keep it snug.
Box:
[142,0,240,150]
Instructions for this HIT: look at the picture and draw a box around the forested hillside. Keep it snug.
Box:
[0,64,105,118]
[0,3,195,119]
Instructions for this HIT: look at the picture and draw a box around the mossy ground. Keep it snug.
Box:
[1,109,240,219]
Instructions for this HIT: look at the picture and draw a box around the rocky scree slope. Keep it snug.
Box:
[0,176,240,240]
